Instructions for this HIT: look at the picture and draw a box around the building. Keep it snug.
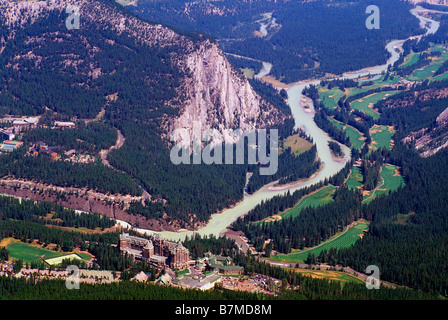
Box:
[119,233,190,270]
[41,148,58,159]
[0,128,15,141]
[204,253,244,275]
[54,121,76,129]
[155,273,172,285]
[35,141,47,150]
[131,271,149,283]
[12,117,38,133]
[64,149,76,157]
[0,140,23,152]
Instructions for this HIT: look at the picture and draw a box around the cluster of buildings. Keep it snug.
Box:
[29,141,76,160]
[385,79,415,90]
[16,268,117,284]
[119,233,245,275]
[119,233,257,292]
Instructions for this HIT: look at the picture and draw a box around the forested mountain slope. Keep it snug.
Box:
[0,0,290,229]
[130,0,424,82]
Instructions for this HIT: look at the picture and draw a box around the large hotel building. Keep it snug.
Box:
[119,233,190,270]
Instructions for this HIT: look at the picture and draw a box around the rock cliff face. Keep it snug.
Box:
[404,106,448,158]
[175,42,280,142]
[0,0,285,140]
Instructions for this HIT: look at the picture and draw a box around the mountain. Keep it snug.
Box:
[0,0,290,230]
[0,0,285,134]
[128,0,423,83]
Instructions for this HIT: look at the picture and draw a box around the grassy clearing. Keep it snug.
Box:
[2,238,91,264]
[370,125,395,150]
[281,186,337,220]
[241,68,256,79]
[270,220,370,263]
[282,133,313,156]
[290,268,364,284]
[4,239,62,263]
[345,166,363,190]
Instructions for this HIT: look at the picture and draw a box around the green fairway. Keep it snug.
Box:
[345,166,363,190]
[409,62,444,81]
[343,75,399,97]
[318,87,344,110]
[270,220,370,263]
[370,125,395,150]
[328,117,365,150]
[363,164,405,204]
[5,240,61,263]
[375,164,405,197]
[281,186,337,220]
[407,45,448,81]
[350,91,400,120]
[399,51,420,68]
[432,71,448,81]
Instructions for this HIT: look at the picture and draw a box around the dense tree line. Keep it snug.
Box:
[360,151,384,191]
[328,141,343,158]
[316,144,448,295]
[314,111,351,147]
[182,234,239,260]
[376,79,448,137]
[22,121,118,154]
[247,145,320,194]
[0,148,142,196]
[0,195,115,230]
[131,0,422,82]
[320,79,359,91]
